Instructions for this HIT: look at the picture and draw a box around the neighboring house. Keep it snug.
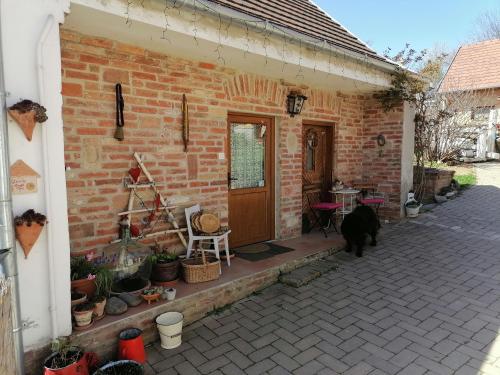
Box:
[0,0,415,373]
[439,39,500,160]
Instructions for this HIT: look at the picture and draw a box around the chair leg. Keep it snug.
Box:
[213,238,221,274]
[223,235,230,267]
[186,238,194,259]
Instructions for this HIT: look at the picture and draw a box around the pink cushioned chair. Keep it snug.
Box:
[305,189,343,237]
[356,184,385,218]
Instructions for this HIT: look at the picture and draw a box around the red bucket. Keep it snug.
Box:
[118,328,146,364]
[43,350,98,375]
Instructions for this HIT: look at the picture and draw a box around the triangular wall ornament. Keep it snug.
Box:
[15,223,44,258]
[8,109,37,141]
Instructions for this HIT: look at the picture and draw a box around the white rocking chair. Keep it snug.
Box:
[184,204,232,267]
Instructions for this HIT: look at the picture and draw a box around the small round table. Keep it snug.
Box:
[331,188,360,219]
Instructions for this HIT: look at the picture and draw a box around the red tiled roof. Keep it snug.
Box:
[207,0,387,62]
[440,39,500,92]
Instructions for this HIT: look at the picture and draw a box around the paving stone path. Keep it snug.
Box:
[146,162,500,375]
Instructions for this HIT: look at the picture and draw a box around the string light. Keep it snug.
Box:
[123,0,388,94]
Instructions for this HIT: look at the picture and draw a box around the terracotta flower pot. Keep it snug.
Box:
[71,278,96,299]
[8,109,37,141]
[151,260,179,282]
[93,298,106,320]
[15,222,44,258]
[71,292,87,309]
[73,309,93,327]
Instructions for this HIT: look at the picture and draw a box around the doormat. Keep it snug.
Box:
[233,243,294,262]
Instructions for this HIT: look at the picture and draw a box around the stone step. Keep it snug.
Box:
[279,259,338,288]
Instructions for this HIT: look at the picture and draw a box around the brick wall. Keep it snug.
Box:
[61,29,404,255]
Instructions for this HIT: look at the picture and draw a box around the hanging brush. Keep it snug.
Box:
[114,83,125,141]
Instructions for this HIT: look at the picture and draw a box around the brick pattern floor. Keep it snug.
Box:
[145,162,500,374]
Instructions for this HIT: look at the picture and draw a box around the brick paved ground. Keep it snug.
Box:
[145,162,500,374]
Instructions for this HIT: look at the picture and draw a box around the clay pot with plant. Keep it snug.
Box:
[150,252,179,285]
[71,292,87,309]
[14,209,47,259]
[71,256,98,299]
[91,267,113,320]
[73,302,96,327]
[43,338,98,375]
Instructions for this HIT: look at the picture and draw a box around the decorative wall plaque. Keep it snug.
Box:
[10,160,40,195]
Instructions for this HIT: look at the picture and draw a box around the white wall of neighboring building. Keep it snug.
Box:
[1,0,72,350]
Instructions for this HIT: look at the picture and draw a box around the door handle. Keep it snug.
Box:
[228,173,238,187]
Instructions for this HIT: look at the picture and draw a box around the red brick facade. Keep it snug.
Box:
[61,29,405,255]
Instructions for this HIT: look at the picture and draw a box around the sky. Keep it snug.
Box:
[315,0,499,55]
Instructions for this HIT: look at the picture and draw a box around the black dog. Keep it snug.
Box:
[341,205,380,257]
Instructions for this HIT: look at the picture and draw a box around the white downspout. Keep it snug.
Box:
[37,14,59,341]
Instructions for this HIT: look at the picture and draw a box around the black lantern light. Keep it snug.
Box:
[287,92,307,117]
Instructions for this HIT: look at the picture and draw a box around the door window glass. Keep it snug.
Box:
[230,123,266,189]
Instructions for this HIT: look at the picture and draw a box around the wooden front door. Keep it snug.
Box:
[302,123,333,222]
[228,114,274,248]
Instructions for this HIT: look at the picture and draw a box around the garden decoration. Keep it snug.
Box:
[8,99,48,141]
[114,83,125,141]
[182,94,189,152]
[14,209,47,258]
[114,152,187,246]
[10,159,40,195]
[141,288,161,304]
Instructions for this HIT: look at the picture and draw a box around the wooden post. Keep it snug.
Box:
[0,278,17,374]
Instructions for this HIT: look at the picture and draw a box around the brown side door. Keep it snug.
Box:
[302,123,333,218]
[228,114,274,248]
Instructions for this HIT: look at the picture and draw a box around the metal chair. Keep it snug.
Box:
[355,183,385,218]
[184,204,231,268]
[305,189,342,237]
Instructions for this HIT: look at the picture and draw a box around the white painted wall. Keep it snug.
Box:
[400,102,416,216]
[1,0,72,351]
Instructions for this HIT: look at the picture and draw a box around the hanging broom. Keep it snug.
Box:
[114,83,125,141]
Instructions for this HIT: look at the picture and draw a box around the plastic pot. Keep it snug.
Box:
[43,350,98,375]
[118,328,146,364]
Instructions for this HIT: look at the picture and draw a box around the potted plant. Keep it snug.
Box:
[92,267,113,320]
[141,288,161,305]
[8,99,48,141]
[405,201,422,218]
[71,256,97,299]
[14,209,47,258]
[71,291,87,308]
[43,337,97,375]
[73,302,95,328]
[150,252,179,285]
[93,360,143,375]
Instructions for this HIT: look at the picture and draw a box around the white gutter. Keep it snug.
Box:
[37,14,59,341]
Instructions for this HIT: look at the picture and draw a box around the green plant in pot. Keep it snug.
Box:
[91,267,113,320]
[73,302,96,327]
[43,337,97,374]
[71,256,98,299]
[150,251,179,285]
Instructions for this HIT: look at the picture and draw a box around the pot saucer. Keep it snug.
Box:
[73,318,95,331]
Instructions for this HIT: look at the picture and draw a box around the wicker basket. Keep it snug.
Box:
[181,250,220,283]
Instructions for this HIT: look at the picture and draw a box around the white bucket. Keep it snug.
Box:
[156,312,183,349]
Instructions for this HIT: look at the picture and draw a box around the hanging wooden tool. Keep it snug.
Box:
[114,83,125,141]
[182,94,189,152]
